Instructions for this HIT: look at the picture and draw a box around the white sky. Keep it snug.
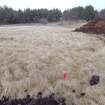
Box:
[0,0,104,11]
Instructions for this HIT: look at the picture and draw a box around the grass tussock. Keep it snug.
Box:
[0,24,105,105]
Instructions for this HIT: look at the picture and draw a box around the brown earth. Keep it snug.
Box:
[0,92,66,105]
[75,18,105,34]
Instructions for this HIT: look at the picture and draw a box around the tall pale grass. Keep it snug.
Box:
[0,24,105,105]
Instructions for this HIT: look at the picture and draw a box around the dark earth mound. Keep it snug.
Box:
[89,75,100,86]
[75,18,105,34]
[0,92,66,105]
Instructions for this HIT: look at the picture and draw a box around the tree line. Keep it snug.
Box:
[63,5,98,21]
[0,5,105,24]
[0,6,62,24]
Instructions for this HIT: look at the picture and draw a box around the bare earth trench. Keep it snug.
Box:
[0,23,105,105]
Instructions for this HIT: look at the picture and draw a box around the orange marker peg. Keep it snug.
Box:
[63,71,68,80]
[72,64,77,72]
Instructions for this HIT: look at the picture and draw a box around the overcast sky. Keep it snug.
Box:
[0,0,104,11]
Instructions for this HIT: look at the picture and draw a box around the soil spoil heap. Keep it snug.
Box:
[75,18,105,34]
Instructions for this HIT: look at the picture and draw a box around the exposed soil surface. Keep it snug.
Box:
[75,18,105,34]
[0,92,66,105]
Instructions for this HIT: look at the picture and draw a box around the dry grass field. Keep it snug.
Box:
[0,22,105,105]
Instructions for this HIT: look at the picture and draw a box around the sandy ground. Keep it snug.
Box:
[0,23,105,105]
